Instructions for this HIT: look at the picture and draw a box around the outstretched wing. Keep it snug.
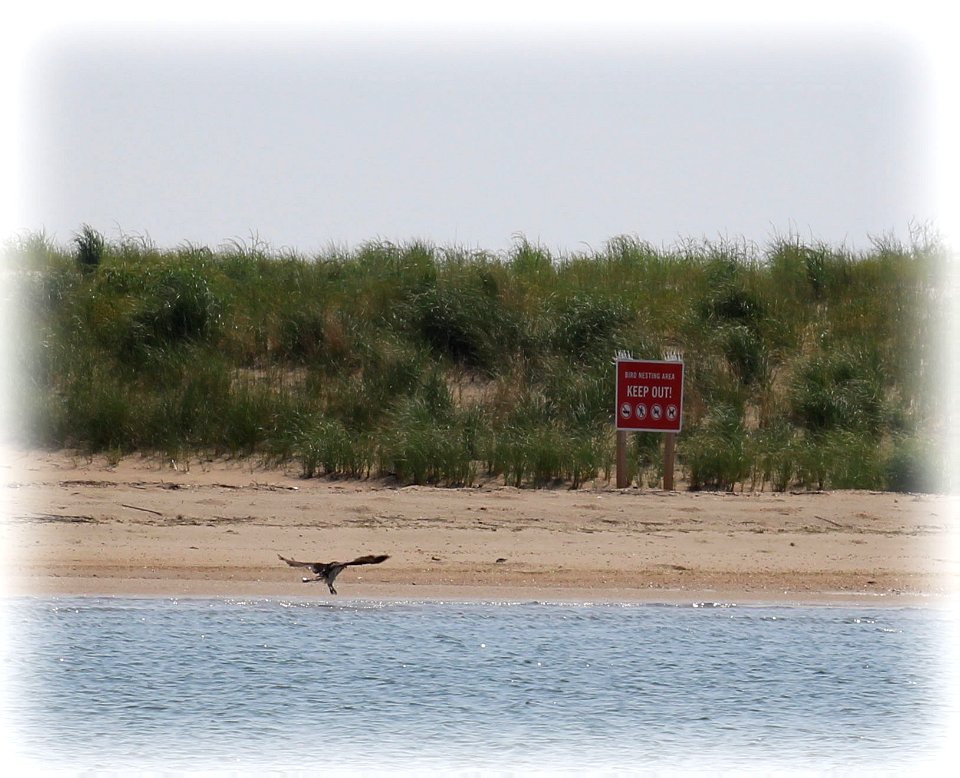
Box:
[278,554,317,569]
[345,554,390,567]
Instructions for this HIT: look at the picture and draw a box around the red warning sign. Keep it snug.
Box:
[615,359,684,432]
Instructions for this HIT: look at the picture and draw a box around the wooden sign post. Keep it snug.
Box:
[614,358,684,490]
[616,430,629,489]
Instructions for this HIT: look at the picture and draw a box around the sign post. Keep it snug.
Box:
[663,430,676,491]
[615,430,629,488]
[615,358,684,489]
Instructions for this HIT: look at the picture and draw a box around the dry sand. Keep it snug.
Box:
[2,449,958,606]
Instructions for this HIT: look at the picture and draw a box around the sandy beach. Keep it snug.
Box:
[2,449,957,606]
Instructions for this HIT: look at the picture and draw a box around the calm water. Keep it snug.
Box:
[2,597,957,775]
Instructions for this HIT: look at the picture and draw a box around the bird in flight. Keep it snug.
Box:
[278,553,389,594]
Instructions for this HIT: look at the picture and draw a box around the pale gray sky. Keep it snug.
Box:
[4,8,954,255]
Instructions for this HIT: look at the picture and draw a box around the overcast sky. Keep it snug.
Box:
[4,6,956,256]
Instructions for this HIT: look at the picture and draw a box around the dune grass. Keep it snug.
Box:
[2,225,946,492]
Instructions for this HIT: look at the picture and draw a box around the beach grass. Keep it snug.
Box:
[3,225,946,491]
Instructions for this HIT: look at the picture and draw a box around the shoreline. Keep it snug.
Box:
[2,449,958,608]
[4,585,947,609]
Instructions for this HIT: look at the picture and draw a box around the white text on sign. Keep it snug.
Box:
[625,385,674,398]
[623,371,676,380]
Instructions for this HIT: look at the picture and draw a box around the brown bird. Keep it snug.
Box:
[278,553,389,594]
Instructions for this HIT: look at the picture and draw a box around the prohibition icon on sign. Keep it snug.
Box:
[666,405,678,421]
[620,403,632,419]
[635,404,647,420]
[651,404,663,421]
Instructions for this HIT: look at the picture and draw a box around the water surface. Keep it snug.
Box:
[3,598,956,774]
